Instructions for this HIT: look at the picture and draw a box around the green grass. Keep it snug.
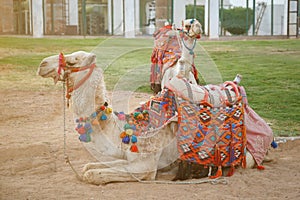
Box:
[0,36,299,136]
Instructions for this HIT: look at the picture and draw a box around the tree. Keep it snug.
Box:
[221,7,253,35]
[186,5,205,34]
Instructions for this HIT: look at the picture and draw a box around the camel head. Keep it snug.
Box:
[182,19,202,39]
[37,51,96,84]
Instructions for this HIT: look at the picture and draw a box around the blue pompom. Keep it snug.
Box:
[271,140,278,148]
[84,122,92,130]
[131,135,138,143]
[79,133,91,142]
[86,128,93,134]
[101,114,107,120]
[131,125,136,131]
[122,135,130,144]
[91,112,97,118]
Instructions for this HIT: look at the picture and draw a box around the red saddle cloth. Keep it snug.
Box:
[150,25,181,88]
[150,25,198,93]
[176,97,247,173]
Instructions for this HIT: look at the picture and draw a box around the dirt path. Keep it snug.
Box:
[1,89,299,200]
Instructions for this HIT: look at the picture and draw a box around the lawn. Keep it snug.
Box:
[0,36,299,136]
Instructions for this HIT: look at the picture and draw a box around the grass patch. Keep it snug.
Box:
[0,36,299,136]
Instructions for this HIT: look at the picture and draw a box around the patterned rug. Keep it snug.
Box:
[176,98,246,172]
[150,25,198,93]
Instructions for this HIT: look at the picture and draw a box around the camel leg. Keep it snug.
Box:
[82,159,128,172]
[245,151,256,168]
[83,165,156,185]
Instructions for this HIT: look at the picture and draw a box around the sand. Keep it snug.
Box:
[1,89,299,200]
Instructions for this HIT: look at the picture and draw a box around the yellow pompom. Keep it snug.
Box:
[126,129,133,136]
[137,113,144,120]
[105,107,113,114]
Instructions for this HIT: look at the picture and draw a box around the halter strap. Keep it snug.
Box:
[58,52,96,101]
[65,63,96,99]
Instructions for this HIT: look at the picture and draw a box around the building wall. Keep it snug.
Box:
[0,0,14,34]
[256,4,286,35]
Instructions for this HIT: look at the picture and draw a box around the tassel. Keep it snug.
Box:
[227,166,235,177]
[130,144,139,152]
[257,165,265,170]
[209,166,222,179]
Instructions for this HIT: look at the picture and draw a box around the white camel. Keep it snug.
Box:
[152,19,202,93]
[38,51,269,185]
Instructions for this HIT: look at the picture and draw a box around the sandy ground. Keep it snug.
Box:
[1,89,300,200]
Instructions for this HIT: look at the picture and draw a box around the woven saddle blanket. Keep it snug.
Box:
[150,25,181,87]
[166,77,273,166]
[122,87,246,171]
[176,97,246,169]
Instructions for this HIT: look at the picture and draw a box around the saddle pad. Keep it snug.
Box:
[176,97,246,168]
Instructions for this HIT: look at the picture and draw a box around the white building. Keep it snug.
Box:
[0,0,297,38]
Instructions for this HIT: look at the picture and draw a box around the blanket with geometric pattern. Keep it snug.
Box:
[176,97,246,170]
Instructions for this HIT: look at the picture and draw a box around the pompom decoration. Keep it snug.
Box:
[271,140,278,149]
[257,165,265,170]
[131,135,137,143]
[105,107,113,114]
[75,102,113,143]
[131,124,136,131]
[130,144,139,152]
[100,105,106,111]
[84,122,91,130]
[79,133,91,142]
[124,123,132,130]
[122,135,130,144]
[77,126,86,134]
[136,113,144,120]
[91,112,97,118]
[118,112,126,120]
[125,129,133,136]
[133,112,141,118]
[120,131,127,138]
[100,114,107,120]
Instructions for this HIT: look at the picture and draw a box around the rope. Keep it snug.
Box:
[129,172,228,185]
[62,81,83,182]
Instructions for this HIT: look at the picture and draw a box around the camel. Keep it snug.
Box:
[38,51,272,185]
[151,19,202,94]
